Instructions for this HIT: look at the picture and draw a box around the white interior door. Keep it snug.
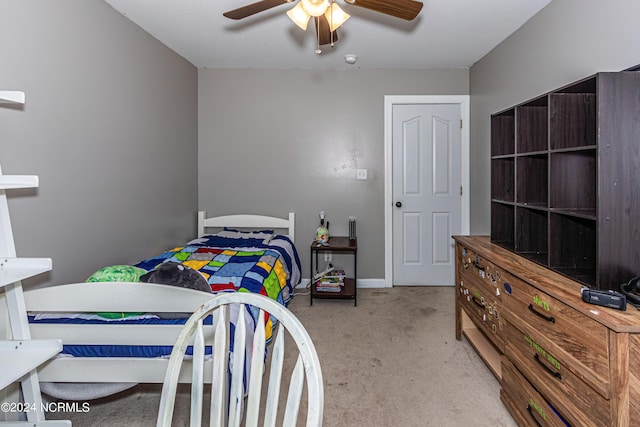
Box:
[391,103,462,286]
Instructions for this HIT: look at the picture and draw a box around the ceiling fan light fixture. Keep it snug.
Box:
[287,2,311,30]
[325,2,350,32]
[300,0,330,17]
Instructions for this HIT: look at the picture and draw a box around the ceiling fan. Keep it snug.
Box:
[223,0,424,52]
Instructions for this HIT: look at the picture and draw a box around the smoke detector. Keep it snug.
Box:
[344,54,358,65]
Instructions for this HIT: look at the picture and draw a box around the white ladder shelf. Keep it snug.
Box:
[0,91,69,426]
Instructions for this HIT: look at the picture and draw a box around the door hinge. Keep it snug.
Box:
[460,119,463,129]
[460,186,463,196]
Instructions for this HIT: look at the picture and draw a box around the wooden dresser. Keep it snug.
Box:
[454,235,640,427]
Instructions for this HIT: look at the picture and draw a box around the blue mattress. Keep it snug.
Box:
[28,314,216,358]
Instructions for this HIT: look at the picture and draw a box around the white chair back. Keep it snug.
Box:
[157,292,323,427]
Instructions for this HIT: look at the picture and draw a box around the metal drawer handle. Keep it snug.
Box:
[534,353,562,380]
[471,296,485,308]
[528,304,555,323]
[526,404,543,427]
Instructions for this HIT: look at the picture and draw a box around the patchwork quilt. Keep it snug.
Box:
[134,234,300,307]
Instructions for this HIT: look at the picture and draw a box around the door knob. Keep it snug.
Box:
[395,201,402,208]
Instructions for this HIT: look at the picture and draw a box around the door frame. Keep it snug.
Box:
[384,95,471,288]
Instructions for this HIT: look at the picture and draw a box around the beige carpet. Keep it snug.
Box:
[46,286,517,426]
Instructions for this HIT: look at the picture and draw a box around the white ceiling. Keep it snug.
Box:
[103,0,552,70]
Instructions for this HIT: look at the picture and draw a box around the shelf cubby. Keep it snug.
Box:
[516,97,548,153]
[516,154,547,207]
[549,213,596,286]
[491,202,514,251]
[491,109,515,156]
[549,150,596,217]
[549,91,596,150]
[515,207,548,265]
[491,158,515,202]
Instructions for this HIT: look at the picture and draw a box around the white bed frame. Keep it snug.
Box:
[5,212,296,385]
[197,211,295,242]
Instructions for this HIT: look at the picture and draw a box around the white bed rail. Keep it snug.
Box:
[21,282,220,384]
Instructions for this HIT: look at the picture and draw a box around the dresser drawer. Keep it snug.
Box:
[458,276,505,352]
[501,358,571,427]
[502,273,610,398]
[629,335,640,422]
[457,245,502,301]
[506,323,611,427]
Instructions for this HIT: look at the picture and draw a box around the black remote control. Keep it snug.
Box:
[581,287,627,311]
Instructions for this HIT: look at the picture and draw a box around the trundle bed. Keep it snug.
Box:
[12,211,300,399]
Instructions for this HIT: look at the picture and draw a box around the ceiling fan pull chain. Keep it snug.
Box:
[329,0,334,46]
[315,16,322,54]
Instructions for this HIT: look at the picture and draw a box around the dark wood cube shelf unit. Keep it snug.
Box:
[490,71,640,290]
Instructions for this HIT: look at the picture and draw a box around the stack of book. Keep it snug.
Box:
[314,269,346,292]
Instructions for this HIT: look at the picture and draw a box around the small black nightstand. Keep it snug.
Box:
[310,236,357,306]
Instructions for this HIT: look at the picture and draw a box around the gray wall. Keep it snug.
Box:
[468,0,640,234]
[198,69,469,279]
[6,0,637,287]
[0,0,198,287]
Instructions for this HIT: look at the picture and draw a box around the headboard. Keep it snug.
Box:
[197,211,295,243]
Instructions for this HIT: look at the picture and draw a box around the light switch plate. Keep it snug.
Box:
[356,169,367,180]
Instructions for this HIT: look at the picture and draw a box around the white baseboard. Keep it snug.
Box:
[357,278,388,288]
[297,278,387,289]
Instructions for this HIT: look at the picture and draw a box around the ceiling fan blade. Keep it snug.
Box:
[223,0,290,20]
[315,15,338,46]
[345,0,423,21]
